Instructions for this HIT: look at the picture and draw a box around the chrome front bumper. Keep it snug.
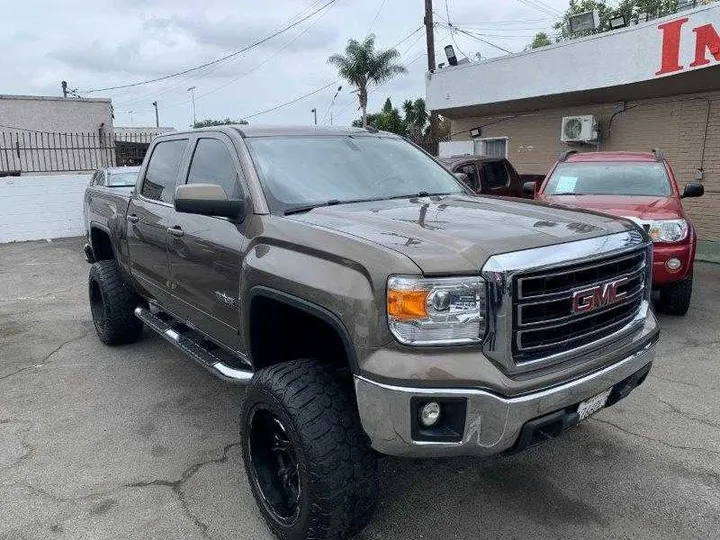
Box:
[354,338,656,457]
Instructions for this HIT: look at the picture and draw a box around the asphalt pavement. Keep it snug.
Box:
[1,237,718,540]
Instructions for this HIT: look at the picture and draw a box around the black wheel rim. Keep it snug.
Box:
[247,407,301,524]
[89,279,106,333]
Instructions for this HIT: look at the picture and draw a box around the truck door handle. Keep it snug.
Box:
[168,226,184,237]
[127,214,139,223]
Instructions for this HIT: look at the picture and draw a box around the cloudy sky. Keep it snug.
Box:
[3,0,571,129]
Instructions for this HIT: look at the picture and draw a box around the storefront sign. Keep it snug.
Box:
[656,16,720,75]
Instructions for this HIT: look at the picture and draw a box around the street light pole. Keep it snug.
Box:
[152,101,159,128]
[311,108,317,125]
[187,86,197,126]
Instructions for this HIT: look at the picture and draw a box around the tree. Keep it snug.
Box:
[528,32,552,49]
[351,98,406,134]
[328,34,406,127]
[193,117,247,128]
[402,98,429,136]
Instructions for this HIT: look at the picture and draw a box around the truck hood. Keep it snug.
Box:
[289,195,633,274]
[539,194,683,221]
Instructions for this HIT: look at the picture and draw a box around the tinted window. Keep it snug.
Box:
[545,162,672,197]
[457,164,480,192]
[246,136,463,212]
[141,140,187,203]
[483,161,509,189]
[187,138,241,198]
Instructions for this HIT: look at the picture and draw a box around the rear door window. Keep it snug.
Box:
[457,164,480,192]
[141,140,188,203]
[186,138,242,199]
[483,161,510,189]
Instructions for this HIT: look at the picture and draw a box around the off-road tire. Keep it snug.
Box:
[241,359,379,540]
[657,272,693,316]
[88,260,144,345]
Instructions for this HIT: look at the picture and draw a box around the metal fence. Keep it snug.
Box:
[0,131,155,175]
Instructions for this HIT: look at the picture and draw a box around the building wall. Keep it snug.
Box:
[0,95,112,133]
[0,174,90,243]
[450,90,720,241]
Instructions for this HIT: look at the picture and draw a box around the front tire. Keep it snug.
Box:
[657,272,693,316]
[241,360,378,540]
[88,260,144,345]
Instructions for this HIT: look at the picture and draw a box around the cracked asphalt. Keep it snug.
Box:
[1,237,719,540]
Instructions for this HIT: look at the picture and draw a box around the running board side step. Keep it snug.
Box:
[134,307,253,384]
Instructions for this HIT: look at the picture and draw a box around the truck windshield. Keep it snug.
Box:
[245,136,465,213]
[544,162,672,197]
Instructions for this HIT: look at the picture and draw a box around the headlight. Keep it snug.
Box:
[387,276,486,345]
[647,219,688,243]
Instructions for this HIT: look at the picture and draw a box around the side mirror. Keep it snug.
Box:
[682,183,704,198]
[174,183,246,220]
[522,181,536,198]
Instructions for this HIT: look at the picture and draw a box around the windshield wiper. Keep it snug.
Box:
[284,199,342,215]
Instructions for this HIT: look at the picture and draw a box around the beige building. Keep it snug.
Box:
[427,3,720,241]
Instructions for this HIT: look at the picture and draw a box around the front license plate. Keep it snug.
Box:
[577,388,612,421]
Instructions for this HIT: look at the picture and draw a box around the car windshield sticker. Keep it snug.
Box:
[555,176,578,194]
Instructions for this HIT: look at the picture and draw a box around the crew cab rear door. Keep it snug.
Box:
[126,137,189,305]
[480,159,514,197]
[165,133,249,350]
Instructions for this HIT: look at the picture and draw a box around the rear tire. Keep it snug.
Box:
[241,359,378,540]
[657,272,693,316]
[88,260,144,345]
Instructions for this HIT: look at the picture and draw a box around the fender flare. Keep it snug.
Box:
[246,286,360,374]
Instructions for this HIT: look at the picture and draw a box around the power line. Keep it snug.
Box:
[82,0,339,94]
[241,81,341,120]
[365,0,389,37]
[438,24,513,54]
[514,0,562,17]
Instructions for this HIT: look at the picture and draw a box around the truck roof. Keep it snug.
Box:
[565,151,658,163]
[174,125,390,138]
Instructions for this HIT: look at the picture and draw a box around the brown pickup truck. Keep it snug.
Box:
[84,126,659,540]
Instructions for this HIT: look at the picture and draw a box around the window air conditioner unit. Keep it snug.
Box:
[561,115,598,143]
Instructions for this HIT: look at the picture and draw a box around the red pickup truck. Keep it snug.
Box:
[532,150,704,315]
[438,155,543,198]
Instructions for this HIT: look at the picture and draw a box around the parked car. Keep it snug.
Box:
[532,149,704,315]
[438,154,541,198]
[83,126,658,540]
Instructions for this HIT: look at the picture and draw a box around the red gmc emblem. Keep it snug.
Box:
[571,277,629,314]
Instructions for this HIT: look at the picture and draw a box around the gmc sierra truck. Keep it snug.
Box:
[84,126,659,540]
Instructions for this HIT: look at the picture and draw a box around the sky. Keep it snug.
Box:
[1,0,573,129]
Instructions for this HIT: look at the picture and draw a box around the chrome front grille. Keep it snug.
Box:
[513,249,647,363]
[481,230,651,375]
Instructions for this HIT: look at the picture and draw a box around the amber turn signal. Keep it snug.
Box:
[387,288,429,321]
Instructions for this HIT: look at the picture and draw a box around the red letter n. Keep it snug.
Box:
[690,24,720,68]
[656,18,688,76]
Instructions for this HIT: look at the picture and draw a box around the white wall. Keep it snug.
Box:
[427,3,720,112]
[0,174,90,243]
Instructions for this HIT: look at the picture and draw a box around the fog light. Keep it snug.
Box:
[665,258,682,271]
[420,402,441,427]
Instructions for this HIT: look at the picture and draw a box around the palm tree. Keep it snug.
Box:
[402,98,429,137]
[328,35,406,127]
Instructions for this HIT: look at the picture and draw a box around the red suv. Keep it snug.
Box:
[532,150,704,315]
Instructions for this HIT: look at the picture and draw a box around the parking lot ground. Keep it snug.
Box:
[1,237,719,540]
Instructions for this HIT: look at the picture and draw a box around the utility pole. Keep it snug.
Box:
[330,112,333,126]
[152,101,159,128]
[61,81,68,98]
[311,108,317,125]
[424,0,439,152]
